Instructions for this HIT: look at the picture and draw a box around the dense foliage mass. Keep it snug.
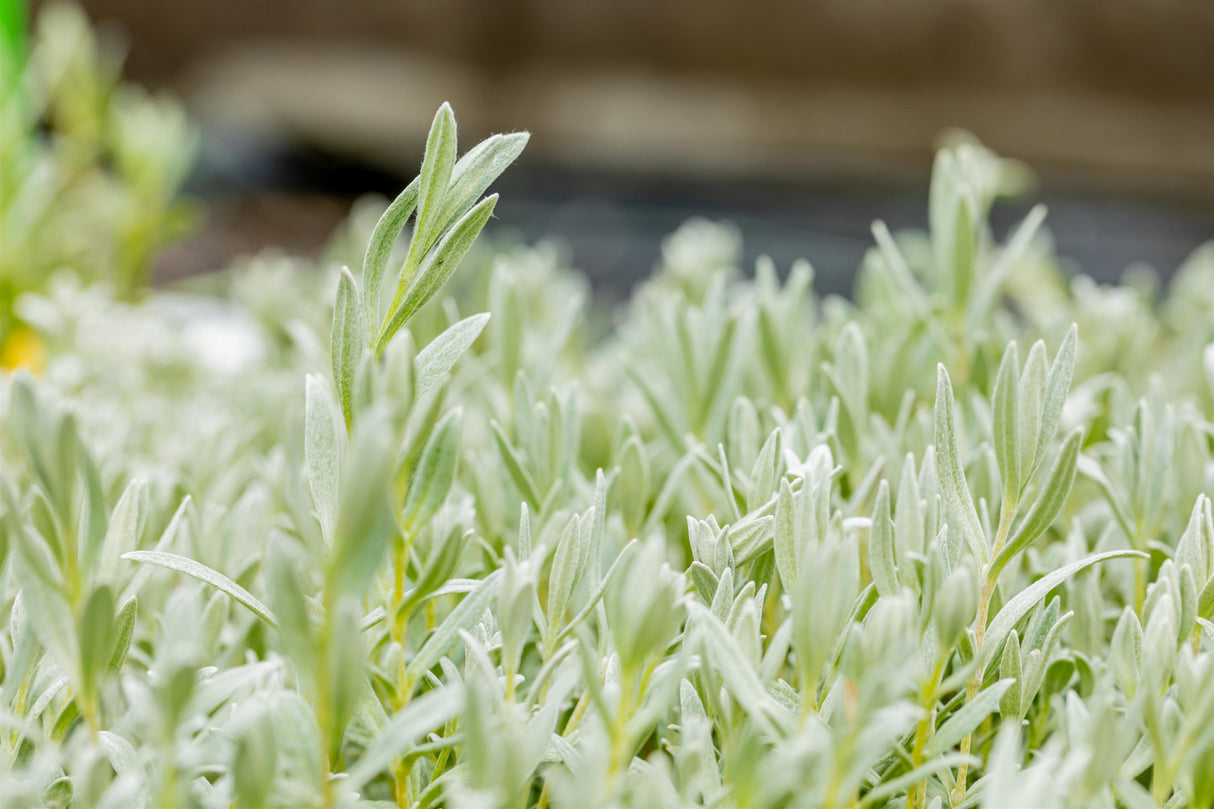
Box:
[3,13,1214,809]
[0,1,195,337]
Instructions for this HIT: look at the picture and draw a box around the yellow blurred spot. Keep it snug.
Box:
[0,326,47,373]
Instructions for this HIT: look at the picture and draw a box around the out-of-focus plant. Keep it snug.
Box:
[0,0,197,366]
[0,91,1212,809]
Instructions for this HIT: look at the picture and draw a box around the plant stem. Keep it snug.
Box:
[1133,522,1147,615]
[394,759,412,809]
[909,656,948,809]
[608,667,635,780]
[951,497,1016,805]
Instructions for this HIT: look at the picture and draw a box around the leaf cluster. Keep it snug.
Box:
[1,92,1213,809]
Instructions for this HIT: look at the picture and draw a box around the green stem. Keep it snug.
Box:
[1133,531,1148,615]
[822,726,856,808]
[608,667,635,779]
[375,256,421,360]
[909,656,948,809]
[394,759,412,808]
[951,497,1016,805]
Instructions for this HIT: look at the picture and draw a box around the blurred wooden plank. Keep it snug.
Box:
[61,0,1214,195]
[188,46,1214,198]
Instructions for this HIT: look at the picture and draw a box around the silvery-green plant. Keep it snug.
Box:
[0,0,197,332]
[1,94,1213,809]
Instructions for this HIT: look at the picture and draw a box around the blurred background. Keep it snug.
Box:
[44,0,1214,296]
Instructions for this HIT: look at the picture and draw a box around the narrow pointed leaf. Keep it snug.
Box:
[1032,324,1078,479]
[379,195,497,352]
[409,102,458,263]
[994,427,1084,572]
[436,131,529,233]
[122,551,278,628]
[923,679,1015,757]
[992,342,1020,501]
[347,687,464,790]
[304,375,344,546]
[401,410,461,531]
[362,179,419,323]
[405,570,502,685]
[982,549,1145,667]
[330,266,365,427]
[413,312,491,398]
[868,480,899,597]
[934,365,987,564]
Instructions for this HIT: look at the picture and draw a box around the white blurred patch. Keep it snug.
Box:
[159,295,269,376]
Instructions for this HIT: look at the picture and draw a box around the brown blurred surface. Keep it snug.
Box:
[65,0,1214,194]
[42,0,1211,289]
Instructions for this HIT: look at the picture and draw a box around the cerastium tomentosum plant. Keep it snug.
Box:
[1,88,1214,809]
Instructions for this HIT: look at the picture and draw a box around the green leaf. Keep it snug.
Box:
[98,478,146,586]
[304,374,344,547]
[617,435,649,534]
[122,550,278,628]
[324,600,366,758]
[949,191,976,310]
[857,753,978,807]
[359,606,386,632]
[79,584,115,698]
[993,427,1084,573]
[689,561,719,603]
[327,410,396,598]
[120,496,192,604]
[1177,494,1213,587]
[97,731,136,774]
[405,570,502,687]
[0,0,28,91]
[870,220,927,314]
[894,452,924,558]
[517,503,532,561]
[400,409,461,532]
[868,480,899,598]
[491,420,542,509]
[15,527,76,668]
[998,631,1023,717]
[413,312,490,398]
[330,266,366,428]
[346,687,464,790]
[747,428,781,512]
[982,549,1146,668]
[587,470,608,589]
[1110,607,1142,698]
[1032,324,1078,480]
[934,365,986,565]
[378,194,498,353]
[232,710,279,809]
[923,678,1015,757]
[46,413,81,527]
[1016,341,1047,487]
[710,567,734,623]
[362,179,419,324]
[773,478,797,593]
[555,539,638,646]
[969,204,1047,324]
[408,102,458,266]
[992,341,1020,502]
[546,513,583,639]
[107,596,136,675]
[757,305,787,393]
[76,447,108,580]
[436,131,529,234]
[690,602,791,737]
[264,540,316,673]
